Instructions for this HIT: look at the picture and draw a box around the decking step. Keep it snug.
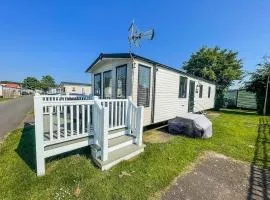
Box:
[108,127,127,139]
[108,135,134,152]
[93,144,145,170]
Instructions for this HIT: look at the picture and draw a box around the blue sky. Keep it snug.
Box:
[0,0,269,84]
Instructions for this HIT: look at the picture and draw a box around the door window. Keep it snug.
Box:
[138,65,151,107]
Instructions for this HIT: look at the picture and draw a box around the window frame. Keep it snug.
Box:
[179,76,188,98]
[208,86,211,98]
[94,73,101,97]
[199,84,203,98]
[115,64,127,99]
[103,70,112,99]
[137,64,151,107]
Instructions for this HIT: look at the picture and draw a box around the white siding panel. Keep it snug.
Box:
[154,67,188,123]
[154,67,216,123]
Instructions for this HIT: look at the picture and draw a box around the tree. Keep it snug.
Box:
[246,56,270,115]
[40,75,56,92]
[22,77,40,90]
[183,46,243,109]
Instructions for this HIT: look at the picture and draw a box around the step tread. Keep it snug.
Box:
[108,135,133,148]
[95,144,145,166]
[108,127,127,135]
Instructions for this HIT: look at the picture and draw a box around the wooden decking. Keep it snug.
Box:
[34,95,144,176]
[43,114,94,142]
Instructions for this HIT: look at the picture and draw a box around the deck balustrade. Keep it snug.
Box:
[34,94,143,176]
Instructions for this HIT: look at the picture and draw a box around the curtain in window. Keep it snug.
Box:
[138,65,150,107]
[94,73,101,97]
[179,76,187,98]
[116,65,127,99]
[103,71,112,99]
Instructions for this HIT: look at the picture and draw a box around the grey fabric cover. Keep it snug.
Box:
[168,113,212,138]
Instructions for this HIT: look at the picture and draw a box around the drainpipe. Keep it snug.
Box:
[129,54,136,100]
[151,65,157,123]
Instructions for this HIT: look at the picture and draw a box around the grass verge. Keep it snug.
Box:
[0,98,11,103]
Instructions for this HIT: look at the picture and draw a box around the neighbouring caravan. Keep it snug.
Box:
[86,53,216,126]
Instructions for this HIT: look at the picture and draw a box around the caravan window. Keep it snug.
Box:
[199,85,203,98]
[103,70,112,99]
[179,76,187,98]
[94,73,101,97]
[208,86,211,98]
[116,65,127,99]
[138,65,151,107]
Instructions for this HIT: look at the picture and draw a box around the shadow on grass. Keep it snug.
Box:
[247,117,270,200]
[219,109,258,116]
[16,123,95,174]
[16,123,36,171]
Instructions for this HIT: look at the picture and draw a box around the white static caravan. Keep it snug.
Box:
[86,53,216,126]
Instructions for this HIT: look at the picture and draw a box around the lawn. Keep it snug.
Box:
[0,98,11,103]
[0,109,269,200]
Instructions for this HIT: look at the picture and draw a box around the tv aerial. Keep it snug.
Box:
[128,20,155,49]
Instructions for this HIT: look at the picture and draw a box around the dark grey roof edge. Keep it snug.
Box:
[60,81,91,86]
[85,53,216,85]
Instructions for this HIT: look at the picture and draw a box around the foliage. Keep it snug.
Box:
[22,77,40,90]
[246,56,270,115]
[0,110,266,200]
[40,75,56,92]
[183,46,243,109]
[0,81,21,85]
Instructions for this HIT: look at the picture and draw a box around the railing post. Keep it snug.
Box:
[136,106,144,146]
[127,96,132,135]
[101,107,109,161]
[34,94,45,176]
[93,96,99,145]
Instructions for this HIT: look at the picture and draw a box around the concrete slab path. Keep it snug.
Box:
[162,152,270,200]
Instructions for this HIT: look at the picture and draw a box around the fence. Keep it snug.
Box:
[34,94,144,176]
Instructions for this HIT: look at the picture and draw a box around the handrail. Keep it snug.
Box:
[93,96,109,160]
[34,94,143,175]
[43,100,94,106]
[99,99,128,130]
[127,96,144,146]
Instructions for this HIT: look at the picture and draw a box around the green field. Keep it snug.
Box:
[0,109,269,200]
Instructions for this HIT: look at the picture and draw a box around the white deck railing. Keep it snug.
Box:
[42,100,94,146]
[34,94,143,176]
[127,97,144,146]
[42,94,92,114]
[99,99,128,130]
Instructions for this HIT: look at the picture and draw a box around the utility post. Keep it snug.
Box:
[263,75,269,115]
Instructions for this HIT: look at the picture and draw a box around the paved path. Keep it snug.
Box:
[162,152,270,200]
[0,95,33,139]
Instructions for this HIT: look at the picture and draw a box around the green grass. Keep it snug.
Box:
[0,109,269,200]
[0,98,11,103]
